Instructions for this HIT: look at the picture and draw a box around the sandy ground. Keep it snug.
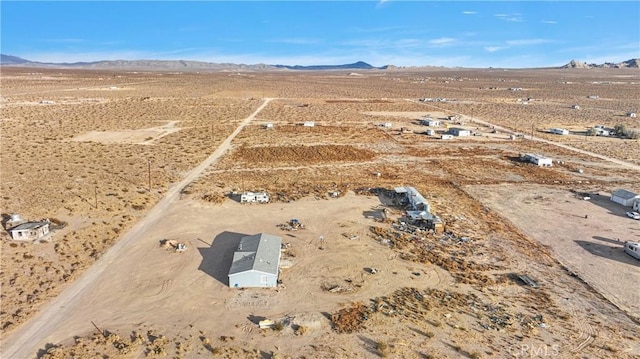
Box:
[465,184,640,319]
[2,67,640,359]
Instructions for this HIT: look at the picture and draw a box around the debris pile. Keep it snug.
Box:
[331,302,370,333]
[277,219,305,231]
[159,239,187,252]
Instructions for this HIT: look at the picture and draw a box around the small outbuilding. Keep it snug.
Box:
[9,221,50,241]
[441,134,453,140]
[303,121,315,127]
[627,112,637,118]
[610,189,640,207]
[420,119,441,127]
[522,153,553,167]
[228,233,282,288]
[449,127,471,137]
[379,122,392,128]
[263,123,274,129]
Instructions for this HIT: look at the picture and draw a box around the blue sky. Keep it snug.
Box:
[1,1,639,68]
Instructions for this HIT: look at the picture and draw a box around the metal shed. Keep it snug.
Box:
[610,189,640,207]
[228,233,282,288]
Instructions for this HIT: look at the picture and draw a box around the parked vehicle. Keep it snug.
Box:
[626,211,640,220]
[624,242,640,260]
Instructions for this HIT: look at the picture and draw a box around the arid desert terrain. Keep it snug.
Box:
[1,66,639,358]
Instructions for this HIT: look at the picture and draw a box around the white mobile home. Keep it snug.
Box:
[441,134,453,140]
[550,128,569,135]
[449,127,471,137]
[228,233,282,288]
[303,121,315,127]
[9,221,50,241]
[522,153,553,167]
[610,189,640,207]
[240,192,270,204]
[420,119,441,127]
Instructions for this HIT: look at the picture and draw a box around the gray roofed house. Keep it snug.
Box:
[610,189,640,207]
[228,233,282,288]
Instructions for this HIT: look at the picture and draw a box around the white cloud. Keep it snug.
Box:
[506,39,552,46]
[462,11,477,15]
[495,13,523,22]
[484,46,506,53]
[429,37,456,45]
[542,20,557,24]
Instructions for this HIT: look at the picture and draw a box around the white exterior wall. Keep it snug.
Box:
[229,270,278,288]
[10,225,49,241]
[611,194,639,207]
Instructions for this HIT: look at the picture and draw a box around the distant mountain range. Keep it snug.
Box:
[0,54,386,71]
[562,58,640,69]
[1,54,638,70]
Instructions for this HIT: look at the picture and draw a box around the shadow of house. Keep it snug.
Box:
[592,235,625,246]
[198,231,248,286]
[575,240,640,267]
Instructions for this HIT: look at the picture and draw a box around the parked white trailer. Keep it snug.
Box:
[624,242,640,260]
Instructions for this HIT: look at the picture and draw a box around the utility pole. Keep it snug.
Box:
[531,123,534,140]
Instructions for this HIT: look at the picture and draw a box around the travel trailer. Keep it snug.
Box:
[624,242,640,260]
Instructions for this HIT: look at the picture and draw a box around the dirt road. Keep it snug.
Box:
[409,99,640,172]
[0,98,274,359]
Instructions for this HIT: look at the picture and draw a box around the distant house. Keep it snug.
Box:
[449,127,471,137]
[610,189,640,207]
[441,134,453,140]
[571,105,580,110]
[228,233,282,288]
[550,128,569,135]
[425,129,435,136]
[303,121,315,127]
[420,119,441,127]
[627,112,637,118]
[522,153,553,167]
[240,192,269,204]
[379,122,392,128]
[9,221,50,241]
[587,95,599,99]
[263,123,274,129]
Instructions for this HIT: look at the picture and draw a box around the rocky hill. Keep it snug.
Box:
[562,58,639,69]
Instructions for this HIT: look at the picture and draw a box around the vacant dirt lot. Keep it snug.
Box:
[1,66,639,358]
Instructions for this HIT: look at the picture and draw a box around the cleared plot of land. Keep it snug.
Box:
[71,121,182,145]
[465,184,640,318]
